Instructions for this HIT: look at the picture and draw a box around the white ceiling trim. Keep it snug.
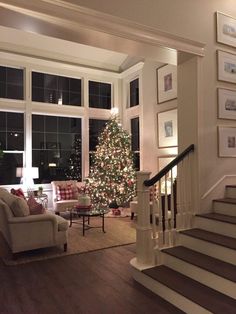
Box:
[0,0,205,56]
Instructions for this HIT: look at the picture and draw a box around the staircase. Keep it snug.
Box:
[131,185,236,313]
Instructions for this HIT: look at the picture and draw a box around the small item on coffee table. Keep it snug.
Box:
[78,194,91,207]
[75,204,92,211]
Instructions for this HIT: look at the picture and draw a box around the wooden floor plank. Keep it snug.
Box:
[0,244,183,314]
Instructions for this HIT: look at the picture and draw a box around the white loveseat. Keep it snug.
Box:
[0,188,68,256]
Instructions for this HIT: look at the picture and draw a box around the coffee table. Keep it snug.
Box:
[69,207,109,236]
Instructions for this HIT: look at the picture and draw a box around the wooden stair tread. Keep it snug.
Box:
[196,212,236,224]
[143,265,236,313]
[213,197,236,204]
[180,228,236,250]
[162,246,236,282]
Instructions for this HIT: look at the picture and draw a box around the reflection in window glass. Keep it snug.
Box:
[0,152,23,185]
[32,72,81,106]
[89,119,108,167]
[32,114,82,183]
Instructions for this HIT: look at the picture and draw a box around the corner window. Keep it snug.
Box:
[32,115,82,183]
[0,66,24,100]
[32,72,81,106]
[131,117,140,170]
[130,78,139,107]
[89,81,111,109]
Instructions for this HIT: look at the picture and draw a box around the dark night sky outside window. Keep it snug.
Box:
[32,72,81,106]
[131,117,140,170]
[130,78,139,107]
[0,66,24,100]
[89,81,111,109]
[0,111,24,185]
[32,114,81,183]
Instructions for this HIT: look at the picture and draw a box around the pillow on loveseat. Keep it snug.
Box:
[10,188,26,199]
[11,197,30,217]
[27,195,45,215]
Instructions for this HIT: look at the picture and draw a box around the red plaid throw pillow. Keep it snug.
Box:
[57,185,73,201]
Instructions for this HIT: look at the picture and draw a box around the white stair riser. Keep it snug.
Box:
[194,216,236,239]
[213,201,236,217]
[178,233,236,265]
[131,266,211,314]
[162,253,236,299]
[225,186,236,199]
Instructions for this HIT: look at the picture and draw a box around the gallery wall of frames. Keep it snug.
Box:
[216,12,236,157]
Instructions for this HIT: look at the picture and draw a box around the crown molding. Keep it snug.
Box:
[0,0,205,56]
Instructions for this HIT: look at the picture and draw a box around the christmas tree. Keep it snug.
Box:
[65,135,82,181]
[86,115,136,209]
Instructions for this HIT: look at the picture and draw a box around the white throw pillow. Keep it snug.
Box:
[11,197,30,217]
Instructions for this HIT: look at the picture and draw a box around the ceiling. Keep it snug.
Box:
[0,24,144,73]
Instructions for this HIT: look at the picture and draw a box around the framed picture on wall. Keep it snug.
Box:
[157,64,177,104]
[218,88,236,120]
[218,126,236,157]
[216,12,236,48]
[157,109,178,148]
[218,50,236,84]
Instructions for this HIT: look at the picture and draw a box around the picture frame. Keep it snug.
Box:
[157,109,178,148]
[218,88,236,120]
[218,126,236,157]
[217,50,236,84]
[216,12,236,48]
[157,64,177,104]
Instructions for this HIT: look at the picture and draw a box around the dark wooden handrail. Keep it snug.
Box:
[144,144,194,187]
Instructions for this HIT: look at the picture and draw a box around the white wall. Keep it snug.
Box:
[70,0,236,210]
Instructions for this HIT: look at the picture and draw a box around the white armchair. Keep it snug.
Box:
[51,180,80,214]
[0,188,68,256]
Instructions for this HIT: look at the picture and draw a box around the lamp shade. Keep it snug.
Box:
[31,167,39,179]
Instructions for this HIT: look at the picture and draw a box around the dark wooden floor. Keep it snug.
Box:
[0,244,184,314]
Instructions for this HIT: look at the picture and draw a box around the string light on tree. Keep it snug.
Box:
[86,114,136,210]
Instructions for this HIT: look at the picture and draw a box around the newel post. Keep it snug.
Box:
[136,171,155,267]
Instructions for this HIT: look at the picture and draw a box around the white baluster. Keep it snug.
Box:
[158,179,163,248]
[176,162,183,230]
[164,174,169,247]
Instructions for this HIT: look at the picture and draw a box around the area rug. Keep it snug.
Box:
[1,217,136,266]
